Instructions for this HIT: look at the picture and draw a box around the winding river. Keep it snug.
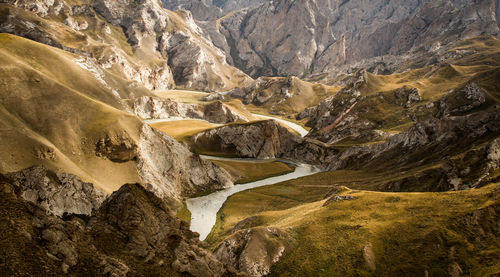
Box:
[187,163,319,240]
[144,96,315,240]
[187,115,314,240]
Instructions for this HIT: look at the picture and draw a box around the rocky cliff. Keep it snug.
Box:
[161,0,266,21]
[191,119,338,166]
[294,37,500,191]
[203,0,500,78]
[191,120,300,159]
[130,96,248,123]
[0,171,238,276]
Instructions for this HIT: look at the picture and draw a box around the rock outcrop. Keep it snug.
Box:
[130,96,247,123]
[161,0,266,21]
[93,0,252,91]
[215,227,286,277]
[192,120,300,159]
[5,166,107,217]
[136,124,234,202]
[0,171,238,276]
[90,183,234,277]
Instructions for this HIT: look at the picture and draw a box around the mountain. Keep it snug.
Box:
[0,0,499,276]
[202,0,500,77]
[1,0,252,92]
[0,33,234,206]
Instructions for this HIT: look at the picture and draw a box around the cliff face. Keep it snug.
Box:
[203,0,500,78]
[161,0,266,20]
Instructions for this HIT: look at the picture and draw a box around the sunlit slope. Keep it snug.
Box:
[311,36,500,139]
[208,177,499,276]
[0,34,143,192]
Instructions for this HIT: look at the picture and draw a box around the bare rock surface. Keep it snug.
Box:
[215,227,286,277]
[192,119,300,159]
[136,124,234,201]
[130,96,247,123]
[0,172,239,276]
[203,0,500,78]
[90,183,235,277]
[6,165,106,217]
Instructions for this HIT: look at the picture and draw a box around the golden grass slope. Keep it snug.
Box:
[0,33,144,193]
[207,173,499,276]
[209,159,294,184]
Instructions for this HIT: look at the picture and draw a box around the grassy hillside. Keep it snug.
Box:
[209,159,294,184]
[203,36,500,276]
[150,119,220,144]
[313,36,500,140]
[0,34,144,193]
[207,173,499,276]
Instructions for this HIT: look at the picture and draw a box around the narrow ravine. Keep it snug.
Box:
[187,163,320,240]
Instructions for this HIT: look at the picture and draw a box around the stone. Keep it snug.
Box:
[192,120,301,159]
[215,227,286,277]
[6,165,107,217]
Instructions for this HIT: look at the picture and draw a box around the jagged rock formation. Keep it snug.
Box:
[203,0,500,77]
[0,171,238,276]
[192,120,300,159]
[89,183,234,277]
[215,227,286,277]
[6,165,106,217]
[130,96,248,123]
[161,0,223,21]
[161,0,266,21]
[297,50,500,192]
[191,119,337,166]
[135,124,234,201]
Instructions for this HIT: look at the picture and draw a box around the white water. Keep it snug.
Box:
[186,163,320,240]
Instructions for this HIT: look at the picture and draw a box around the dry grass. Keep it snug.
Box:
[150,120,220,142]
[207,174,499,276]
[0,34,143,193]
[209,159,295,184]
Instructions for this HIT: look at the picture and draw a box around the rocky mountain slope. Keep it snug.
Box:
[0,34,233,206]
[223,76,339,116]
[161,0,266,21]
[0,170,238,276]
[203,0,500,78]
[295,36,500,191]
[0,0,499,276]
[1,0,252,92]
